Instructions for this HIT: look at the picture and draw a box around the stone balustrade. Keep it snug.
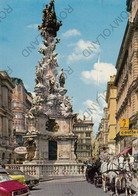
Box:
[5,163,86,179]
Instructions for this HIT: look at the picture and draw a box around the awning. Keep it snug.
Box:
[119,147,132,155]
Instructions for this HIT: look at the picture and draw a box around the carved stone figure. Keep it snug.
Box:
[46,118,59,132]
[35,65,43,84]
[59,68,65,88]
[25,138,36,161]
[49,78,55,94]
[64,96,73,112]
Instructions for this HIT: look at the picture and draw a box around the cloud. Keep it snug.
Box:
[81,62,116,84]
[67,39,100,64]
[82,99,103,122]
[62,29,81,38]
[27,24,39,29]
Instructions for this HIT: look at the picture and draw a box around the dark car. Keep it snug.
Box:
[6,169,39,189]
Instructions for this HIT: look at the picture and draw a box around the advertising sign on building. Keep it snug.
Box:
[120,118,129,129]
[120,129,138,136]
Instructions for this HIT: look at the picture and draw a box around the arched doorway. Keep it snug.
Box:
[48,141,57,160]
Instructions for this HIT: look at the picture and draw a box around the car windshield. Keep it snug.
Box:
[0,174,12,183]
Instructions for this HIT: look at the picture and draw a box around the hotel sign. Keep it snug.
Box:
[120,129,138,136]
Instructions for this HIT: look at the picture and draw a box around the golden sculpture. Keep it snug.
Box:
[38,0,62,37]
[25,138,36,161]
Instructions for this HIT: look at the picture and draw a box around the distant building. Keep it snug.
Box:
[103,108,108,148]
[114,0,138,154]
[0,71,15,164]
[73,118,93,163]
[11,78,32,163]
[106,76,117,154]
[98,119,104,151]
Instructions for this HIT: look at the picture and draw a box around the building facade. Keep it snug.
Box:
[106,76,117,154]
[0,71,15,164]
[114,0,138,154]
[11,78,32,163]
[103,108,109,148]
[73,118,93,163]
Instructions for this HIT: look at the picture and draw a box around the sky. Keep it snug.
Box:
[0,0,128,136]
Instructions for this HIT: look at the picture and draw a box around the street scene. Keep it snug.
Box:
[0,0,138,195]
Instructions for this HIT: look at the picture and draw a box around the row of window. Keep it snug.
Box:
[13,121,25,130]
[77,152,91,157]
[13,112,24,119]
[12,101,22,107]
[77,146,90,150]
[78,133,91,138]
[74,126,92,131]
[79,139,91,144]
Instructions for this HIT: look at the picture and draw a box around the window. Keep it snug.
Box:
[18,86,21,92]
[79,139,83,144]
[19,102,22,107]
[14,112,18,118]
[86,146,90,150]
[86,133,90,137]
[86,139,91,144]
[105,134,108,141]
[12,101,16,107]
[106,123,108,129]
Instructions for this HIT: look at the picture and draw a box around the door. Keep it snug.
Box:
[49,141,57,160]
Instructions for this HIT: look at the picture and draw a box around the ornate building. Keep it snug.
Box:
[11,78,32,146]
[11,78,32,163]
[73,118,93,163]
[114,0,138,154]
[106,76,117,154]
[0,71,15,164]
[103,107,108,148]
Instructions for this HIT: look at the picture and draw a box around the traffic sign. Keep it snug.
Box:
[120,129,138,136]
[120,118,129,129]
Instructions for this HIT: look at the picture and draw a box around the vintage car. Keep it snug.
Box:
[7,169,25,185]
[6,169,39,189]
[0,174,30,196]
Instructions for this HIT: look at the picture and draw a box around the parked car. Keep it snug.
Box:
[0,174,30,196]
[6,169,39,189]
[7,169,25,185]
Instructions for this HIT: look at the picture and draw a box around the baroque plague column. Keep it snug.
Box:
[24,0,77,164]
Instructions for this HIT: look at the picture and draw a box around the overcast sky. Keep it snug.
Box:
[0,0,128,135]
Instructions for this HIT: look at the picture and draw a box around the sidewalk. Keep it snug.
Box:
[131,178,138,193]
[40,176,86,183]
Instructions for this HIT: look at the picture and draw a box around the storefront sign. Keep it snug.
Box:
[120,129,138,136]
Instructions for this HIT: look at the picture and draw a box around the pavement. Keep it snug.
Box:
[40,176,86,183]
[30,179,108,196]
[131,178,138,193]
[39,176,138,194]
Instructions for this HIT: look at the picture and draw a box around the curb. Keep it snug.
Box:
[40,178,54,182]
